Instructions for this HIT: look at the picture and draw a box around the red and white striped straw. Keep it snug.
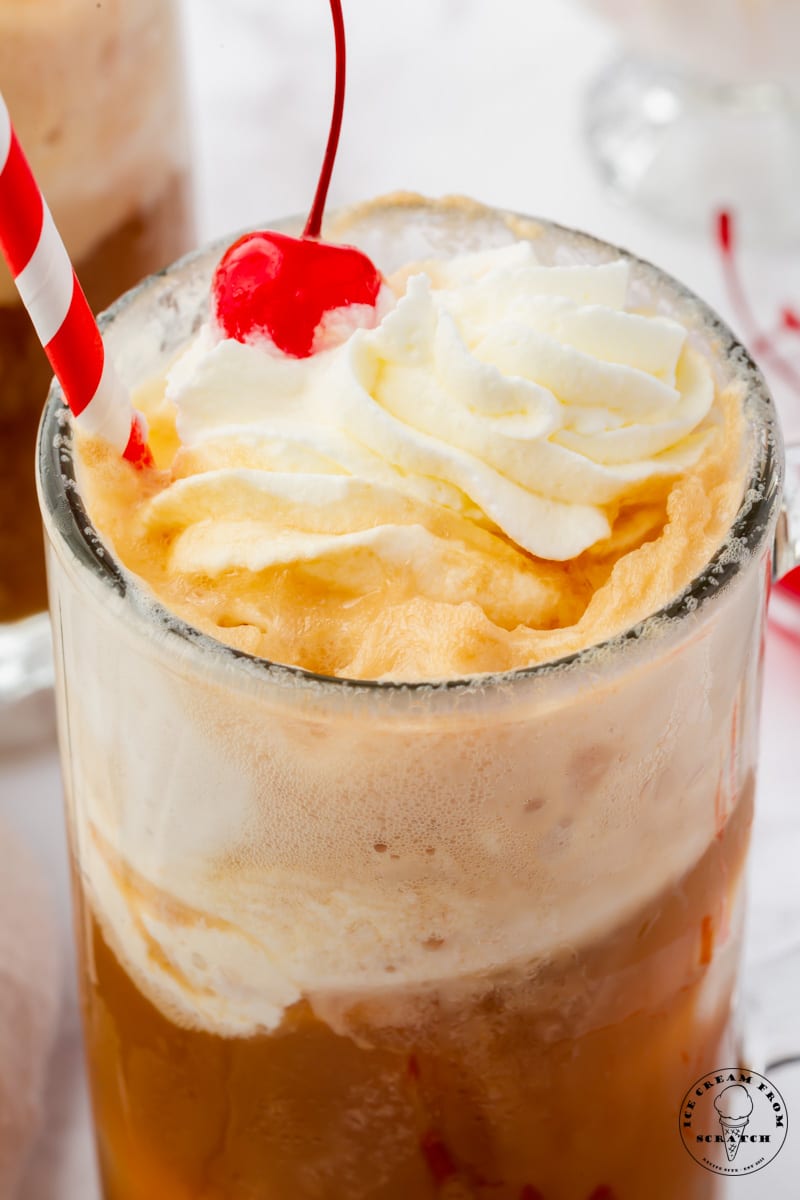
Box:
[0,91,151,466]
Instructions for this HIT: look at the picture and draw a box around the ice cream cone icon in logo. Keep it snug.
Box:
[714,1084,753,1162]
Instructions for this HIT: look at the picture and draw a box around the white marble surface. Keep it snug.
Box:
[2,0,800,1196]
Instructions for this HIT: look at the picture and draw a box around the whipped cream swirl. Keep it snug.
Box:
[149,241,715,577]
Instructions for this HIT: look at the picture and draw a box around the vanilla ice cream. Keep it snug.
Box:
[79,199,745,681]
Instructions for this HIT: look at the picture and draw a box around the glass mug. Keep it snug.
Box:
[37,200,800,1199]
[0,0,193,730]
[578,0,800,241]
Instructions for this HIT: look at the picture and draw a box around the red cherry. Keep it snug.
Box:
[122,412,154,469]
[211,0,384,358]
[212,230,381,358]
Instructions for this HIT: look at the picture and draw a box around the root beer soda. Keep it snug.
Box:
[0,0,192,626]
[35,4,783,1199]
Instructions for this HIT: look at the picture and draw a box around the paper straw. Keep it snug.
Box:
[0,90,151,466]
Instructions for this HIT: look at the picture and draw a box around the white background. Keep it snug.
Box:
[2,1,799,1196]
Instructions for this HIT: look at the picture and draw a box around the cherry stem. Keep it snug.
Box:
[303,0,346,240]
[715,209,800,397]
[715,211,763,350]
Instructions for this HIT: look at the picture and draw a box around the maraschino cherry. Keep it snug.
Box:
[212,0,382,358]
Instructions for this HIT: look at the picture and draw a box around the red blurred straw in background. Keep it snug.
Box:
[716,209,800,631]
[0,90,152,466]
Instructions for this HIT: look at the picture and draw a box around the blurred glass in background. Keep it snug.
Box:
[0,0,193,742]
[579,0,800,243]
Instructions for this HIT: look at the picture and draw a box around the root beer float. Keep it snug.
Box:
[30,2,780,1198]
[67,192,759,1200]
[0,0,191,624]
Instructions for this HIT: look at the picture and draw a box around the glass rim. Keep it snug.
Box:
[37,206,783,696]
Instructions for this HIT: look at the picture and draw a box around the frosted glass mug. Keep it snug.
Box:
[37,201,799,1199]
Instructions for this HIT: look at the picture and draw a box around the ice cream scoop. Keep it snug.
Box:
[715,1084,754,1122]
